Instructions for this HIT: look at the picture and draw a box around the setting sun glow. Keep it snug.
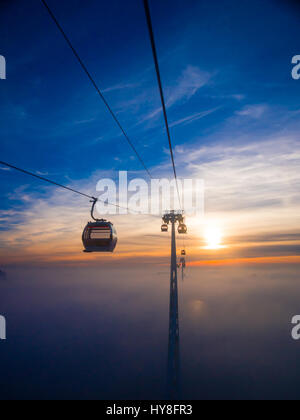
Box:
[204,226,223,249]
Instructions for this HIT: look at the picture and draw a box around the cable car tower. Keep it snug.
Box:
[162,210,187,399]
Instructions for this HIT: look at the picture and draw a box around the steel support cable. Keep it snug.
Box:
[41,0,152,180]
[143,0,183,211]
[0,160,138,213]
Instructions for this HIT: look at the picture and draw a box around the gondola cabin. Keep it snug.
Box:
[180,257,186,268]
[178,223,187,234]
[82,220,117,253]
[161,224,168,232]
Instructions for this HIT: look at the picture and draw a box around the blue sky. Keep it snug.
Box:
[0,0,300,265]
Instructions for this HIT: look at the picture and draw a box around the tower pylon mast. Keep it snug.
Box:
[163,210,183,399]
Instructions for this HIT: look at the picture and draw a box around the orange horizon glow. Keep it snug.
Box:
[2,248,300,267]
[1,206,300,267]
[188,255,300,266]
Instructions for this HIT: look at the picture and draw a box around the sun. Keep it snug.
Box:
[204,226,223,249]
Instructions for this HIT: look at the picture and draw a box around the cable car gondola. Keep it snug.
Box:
[82,199,117,253]
[180,257,186,268]
[178,223,187,234]
[161,223,168,232]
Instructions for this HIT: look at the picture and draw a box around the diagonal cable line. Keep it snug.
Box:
[0,160,137,213]
[41,0,152,180]
[0,160,93,200]
[143,0,183,210]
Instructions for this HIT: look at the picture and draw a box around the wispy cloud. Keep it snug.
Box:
[175,135,300,237]
[236,104,268,119]
[36,171,49,176]
[73,117,96,125]
[169,107,221,128]
[209,93,246,101]
[166,66,211,107]
[102,82,141,93]
[135,66,212,126]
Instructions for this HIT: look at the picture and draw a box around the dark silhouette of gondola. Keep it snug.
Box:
[82,199,117,253]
